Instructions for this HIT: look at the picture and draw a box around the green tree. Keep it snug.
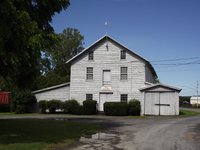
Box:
[0,0,70,90]
[36,28,84,89]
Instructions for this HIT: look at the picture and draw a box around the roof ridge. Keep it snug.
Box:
[66,35,157,77]
[32,82,70,94]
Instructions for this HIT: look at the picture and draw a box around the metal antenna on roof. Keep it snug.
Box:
[105,21,109,50]
[105,21,108,35]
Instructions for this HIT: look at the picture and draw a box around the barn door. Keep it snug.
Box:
[144,92,159,115]
[99,93,112,111]
[145,92,175,115]
[160,92,174,115]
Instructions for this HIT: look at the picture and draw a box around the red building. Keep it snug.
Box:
[0,92,10,104]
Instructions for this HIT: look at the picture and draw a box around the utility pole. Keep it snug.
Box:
[197,81,199,108]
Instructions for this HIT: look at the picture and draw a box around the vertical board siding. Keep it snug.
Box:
[144,92,159,115]
[143,91,179,116]
[160,92,173,115]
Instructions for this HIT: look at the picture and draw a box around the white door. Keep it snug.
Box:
[99,94,112,111]
[103,70,111,85]
[160,92,174,115]
[144,92,159,115]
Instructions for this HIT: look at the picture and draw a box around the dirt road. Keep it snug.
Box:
[70,116,200,150]
[111,116,200,150]
[1,114,199,150]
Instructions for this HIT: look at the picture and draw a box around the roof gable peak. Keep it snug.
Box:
[66,35,157,77]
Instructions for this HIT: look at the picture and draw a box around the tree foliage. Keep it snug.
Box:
[0,0,70,90]
[36,28,84,89]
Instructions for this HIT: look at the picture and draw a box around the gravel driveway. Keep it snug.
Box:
[70,116,200,150]
[1,114,200,150]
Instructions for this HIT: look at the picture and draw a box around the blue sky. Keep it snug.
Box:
[52,0,200,96]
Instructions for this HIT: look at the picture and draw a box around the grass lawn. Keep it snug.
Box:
[179,109,200,116]
[0,112,15,115]
[0,119,101,150]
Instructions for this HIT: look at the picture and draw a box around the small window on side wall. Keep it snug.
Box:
[86,94,93,100]
[120,94,128,103]
[86,67,93,80]
[121,50,126,60]
[120,67,128,80]
[88,51,94,60]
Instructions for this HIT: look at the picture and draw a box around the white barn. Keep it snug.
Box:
[33,35,181,115]
[33,83,70,101]
[66,35,157,111]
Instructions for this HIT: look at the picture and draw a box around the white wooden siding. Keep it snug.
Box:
[145,65,155,83]
[34,85,70,101]
[70,40,149,105]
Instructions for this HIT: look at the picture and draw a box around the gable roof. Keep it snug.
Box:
[32,82,70,94]
[139,83,182,92]
[66,35,157,77]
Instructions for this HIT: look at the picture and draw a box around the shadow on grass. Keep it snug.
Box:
[0,119,101,145]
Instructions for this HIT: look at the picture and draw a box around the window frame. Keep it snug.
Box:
[120,50,126,60]
[86,94,93,100]
[120,67,128,80]
[120,94,128,103]
[88,51,94,60]
[86,67,93,80]
[103,70,111,85]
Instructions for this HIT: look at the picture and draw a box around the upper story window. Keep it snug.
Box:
[86,67,93,80]
[86,94,93,100]
[88,51,94,60]
[103,70,111,85]
[120,67,128,80]
[121,50,126,59]
[120,94,128,103]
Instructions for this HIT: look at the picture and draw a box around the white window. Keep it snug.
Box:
[86,67,93,80]
[88,51,94,60]
[121,50,126,59]
[86,94,93,100]
[120,67,128,80]
[121,94,128,103]
[103,70,111,85]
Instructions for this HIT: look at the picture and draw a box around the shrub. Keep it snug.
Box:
[83,100,97,115]
[63,100,79,114]
[179,96,190,107]
[104,102,128,116]
[0,104,10,112]
[15,105,26,114]
[12,90,37,114]
[47,100,62,114]
[38,100,47,113]
[71,106,84,115]
[128,99,141,116]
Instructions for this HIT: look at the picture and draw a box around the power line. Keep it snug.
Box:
[156,68,200,72]
[150,57,200,62]
[153,62,200,66]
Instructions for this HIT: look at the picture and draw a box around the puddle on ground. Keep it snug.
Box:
[81,132,117,140]
[71,132,122,150]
